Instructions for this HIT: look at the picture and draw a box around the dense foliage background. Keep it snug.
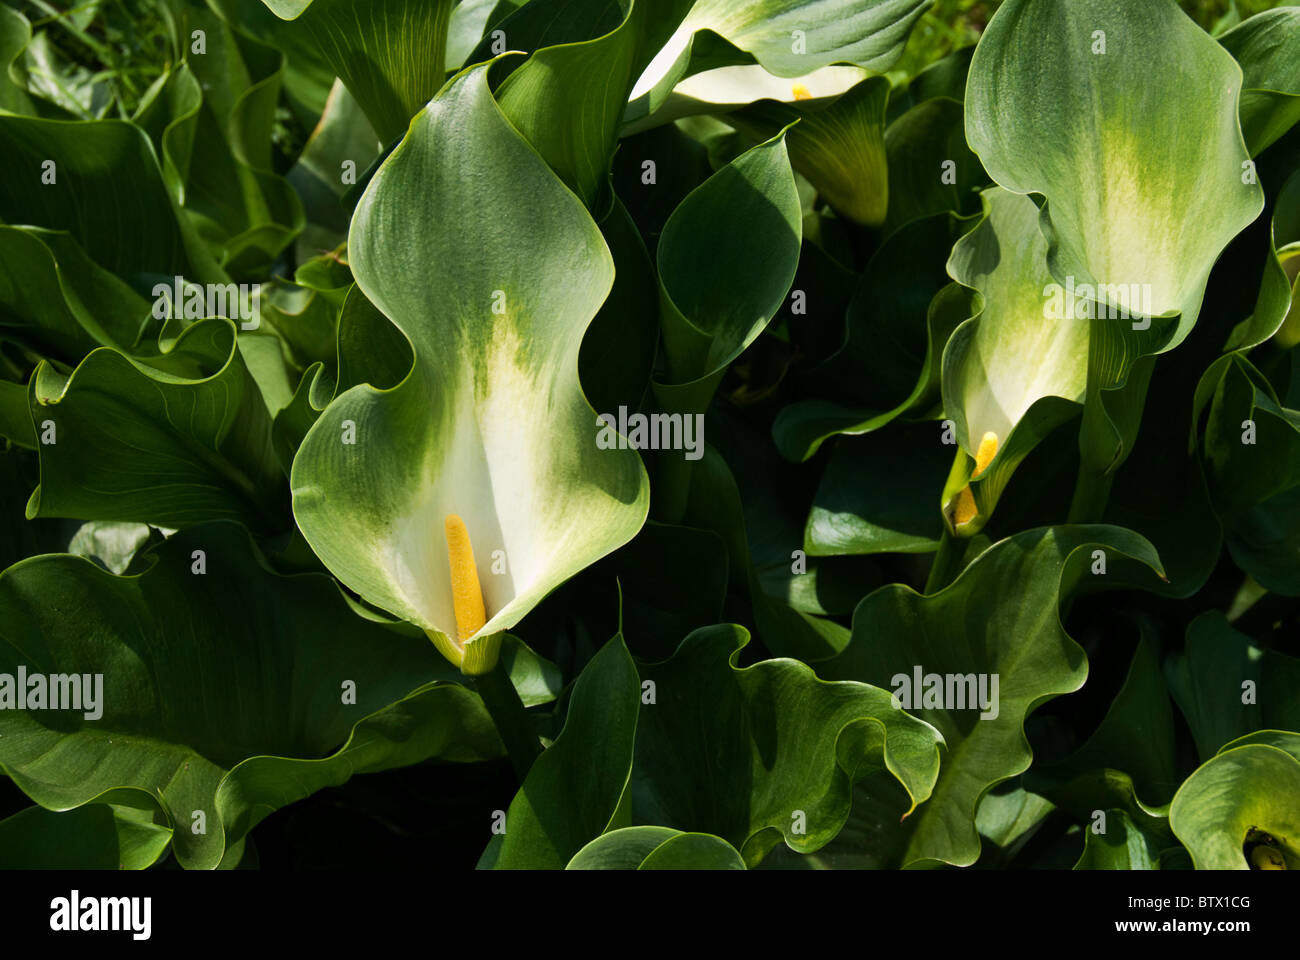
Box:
[0,0,1297,871]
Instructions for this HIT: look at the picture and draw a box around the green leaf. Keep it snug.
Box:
[0,5,38,116]
[804,421,950,556]
[0,804,172,870]
[885,43,973,122]
[638,831,748,869]
[631,623,941,867]
[882,94,983,236]
[19,32,111,120]
[1165,612,1300,761]
[1170,731,1300,869]
[285,80,380,259]
[1251,166,1300,353]
[0,115,226,285]
[683,445,848,660]
[577,196,659,416]
[1073,809,1163,870]
[650,131,801,519]
[0,226,152,363]
[0,447,62,569]
[566,825,745,869]
[447,0,519,70]
[271,362,327,471]
[0,522,503,871]
[1220,8,1300,157]
[975,785,1056,859]
[727,76,890,226]
[593,521,728,661]
[0,378,35,449]
[655,131,801,386]
[330,284,413,397]
[492,0,693,210]
[1200,353,1300,593]
[28,319,289,534]
[258,0,454,143]
[818,524,1165,866]
[207,0,339,115]
[772,213,970,463]
[138,15,306,278]
[484,634,640,869]
[1101,352,1223,599]
[1026,617,1180,837]
[292,64,649,673]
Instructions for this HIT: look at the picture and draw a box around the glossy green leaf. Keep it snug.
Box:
[1165,612,1300,761]
[0,5,38,116]
[682,445,848,660]
[0,522,503,871]
[655,132,801,386]
[66,521,160,575]
[1200,353,1300,593]
[170,12,305,278]
[1073,809,1162,870]
[632,623,942,866]
[493,0,693,210]
[27,319,289,534]
[483,634,640,869]
[1220,8,1300,157]
[577,196,659,417]
[566,825,745,868]
[728,76,890,226]
[286,80,381,258]
[819,525,1165,866]
[0,114,225,285]
[1026,618,1179,839]
[804,421,949,556]
[650,131,800,520]
[882,94,983,235]
[258,0,455,143]
[772,213,970,463]
[0,226,152,363]
[0,804,173,870]
[639,831,748,869]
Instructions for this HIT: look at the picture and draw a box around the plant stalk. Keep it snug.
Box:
[1067,466,1115,524]
[925,529,962,594]
[473,662,541,783]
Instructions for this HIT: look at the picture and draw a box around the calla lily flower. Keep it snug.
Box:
[959,0,1264,523]
[941,188,1089,535]
[290,64,649,674]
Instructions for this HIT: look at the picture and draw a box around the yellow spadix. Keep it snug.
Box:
[953,432,1000,527]
[436,513,497,675]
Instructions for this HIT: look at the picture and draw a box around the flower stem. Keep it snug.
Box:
[1067,465,1115,524]
[473,660,541,783]
[925,528,963,594]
